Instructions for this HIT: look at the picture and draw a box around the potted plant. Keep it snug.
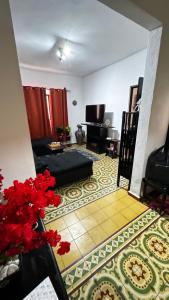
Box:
[56,127,64,141]
[65,126,71,141]
[56,126,71,142]
[0,169,70,286]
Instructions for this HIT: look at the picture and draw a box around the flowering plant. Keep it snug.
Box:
[0,169,70,261]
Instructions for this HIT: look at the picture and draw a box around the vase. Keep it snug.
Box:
[75,125,85,145]
[0,255,21,288]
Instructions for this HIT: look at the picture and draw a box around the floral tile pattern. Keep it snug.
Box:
[62,213,169,300]
[61,209,159,295]
[44,153,127,223]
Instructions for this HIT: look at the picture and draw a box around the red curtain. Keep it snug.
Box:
[23,86,51,139]
[49,88,68,136]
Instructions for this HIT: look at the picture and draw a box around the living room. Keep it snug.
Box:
[1,0,169,299]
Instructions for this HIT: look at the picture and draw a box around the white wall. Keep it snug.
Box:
[130,27,162,196]
[20,67,84,142]
[101,0,169,197]
[83,49,147,135]
[0,0,35,188]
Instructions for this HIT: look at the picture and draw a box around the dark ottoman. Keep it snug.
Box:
[36,151,93,186]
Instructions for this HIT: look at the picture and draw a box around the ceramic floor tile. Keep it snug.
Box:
[45,217,67,232]
[109,200,127,212]
[100,218,118,236]
[148,237,169,299]
[96,198,110,209]
[100,195,116,206]
[102,204,119,217]
[115,249,160,299]
[131,202,147,214]
[63,212,79,227]
[122,284,158,300]
[69,222,86,239]
[53,252,64,272]
[112,213,128,227]
[69,267,103,300]
[86,202,100,214]
[116,197,130,207]
[92,210,107,224]
[74,206,89,220]
[113,189,128,199]
[59,228,73,243]
[121,207,139,221]
[75,232,95,256]
[128,197,139,204]
[81,215,98,231]
[64,206,163,299]
[120,195,137,206]
[61,240,82,269]
[88,226,108,245]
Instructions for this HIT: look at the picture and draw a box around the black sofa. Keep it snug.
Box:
[32,138,54,156]
[34,151,93,187]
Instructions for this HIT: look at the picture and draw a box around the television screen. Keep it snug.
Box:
[86,104,105,123]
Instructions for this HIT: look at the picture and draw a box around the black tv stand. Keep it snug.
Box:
[81,123,114,128]
[82,123,108,154]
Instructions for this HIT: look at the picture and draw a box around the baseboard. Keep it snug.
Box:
[128,190,140,200]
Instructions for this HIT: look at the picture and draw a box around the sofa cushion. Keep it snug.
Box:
[31,137,54,156]
[31,138,53,148]
[38,151,93,176]
[33,151,48,173]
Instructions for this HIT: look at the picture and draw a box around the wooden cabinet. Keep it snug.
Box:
[82,124,108,154]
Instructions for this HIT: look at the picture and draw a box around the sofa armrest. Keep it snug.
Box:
[33,152,48,173]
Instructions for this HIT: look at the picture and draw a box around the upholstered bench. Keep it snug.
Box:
[34,151,93,186]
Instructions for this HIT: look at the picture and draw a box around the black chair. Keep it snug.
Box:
[142,125,169,202]
[143,178,169,201]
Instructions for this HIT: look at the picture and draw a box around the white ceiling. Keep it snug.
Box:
[10,0,148,77]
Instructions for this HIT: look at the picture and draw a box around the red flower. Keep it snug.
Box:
[43,230,61,247]
[57,241,70,255]
[6,247,21,257]
[0,169,3,190]
[0,169,70,259]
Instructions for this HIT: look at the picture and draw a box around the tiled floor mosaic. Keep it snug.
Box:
[44,147,169,299]
[45,190,148,271]
[68,214,169,300]
[44,151,127,224]
[62,209,159,295]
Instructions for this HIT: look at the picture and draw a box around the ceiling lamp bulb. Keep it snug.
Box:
[56,49,62,58]
[56,43,71,62]
[60,54,66,62]
[63,45,71,56]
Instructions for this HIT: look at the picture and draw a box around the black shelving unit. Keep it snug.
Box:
[117,111,139,190]
[82,123,108,154]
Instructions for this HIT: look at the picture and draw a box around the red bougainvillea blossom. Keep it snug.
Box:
[0,170,70,259]
[0,170,3,190]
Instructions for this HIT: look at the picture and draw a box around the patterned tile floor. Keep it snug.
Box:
[45,189,148,272]
[44,146,169,298]
[66,212,169,300]
[44,150,127,224]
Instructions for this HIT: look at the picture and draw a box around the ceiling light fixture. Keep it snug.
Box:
[63,45,71,56]
[56,48,66,62]
[56,42,71,62]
